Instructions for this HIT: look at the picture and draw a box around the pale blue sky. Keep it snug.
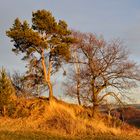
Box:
[1,0,140,101]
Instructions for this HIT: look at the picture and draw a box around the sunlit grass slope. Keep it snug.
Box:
[0,97,140,140]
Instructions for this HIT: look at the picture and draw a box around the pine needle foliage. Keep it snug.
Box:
[0,68,16,115]
[6,9,74,98]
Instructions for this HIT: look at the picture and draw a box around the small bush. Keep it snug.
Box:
[0,68,16,116]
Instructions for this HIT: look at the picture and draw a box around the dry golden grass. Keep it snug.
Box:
[0,97,140,139]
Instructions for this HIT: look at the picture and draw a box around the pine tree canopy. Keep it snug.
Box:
[6,10,73,63]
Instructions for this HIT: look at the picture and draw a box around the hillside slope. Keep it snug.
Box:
[0,97,140,139]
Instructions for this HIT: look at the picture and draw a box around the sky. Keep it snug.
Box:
[1,0,140,102]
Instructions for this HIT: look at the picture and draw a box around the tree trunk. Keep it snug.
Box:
[91,79,98,117]
[47,80,53,99]
[73,50,81,105]
[108,110,111,117]
[41,49,53,99]
[92,95,98,117]
[47,60,53,99]
[77,80,81,105]
[93,104,98,117]
[3,105,7,117]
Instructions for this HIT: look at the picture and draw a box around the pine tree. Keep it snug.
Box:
[6,10,74,99]
[0,68,16,116]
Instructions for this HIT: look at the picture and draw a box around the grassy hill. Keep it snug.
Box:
[0,97,140,140]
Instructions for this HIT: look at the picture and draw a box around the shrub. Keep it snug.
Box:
[0,68,16,116]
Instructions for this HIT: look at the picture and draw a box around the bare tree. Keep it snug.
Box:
[65,31,140,114]
[63,45,82,105]
[63,68,82,105]
[10,71,27,97]
[9,70,48,98]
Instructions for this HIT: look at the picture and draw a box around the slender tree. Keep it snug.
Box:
[63,45,82,105]
[6,10,73,99]
[63,68,82,105]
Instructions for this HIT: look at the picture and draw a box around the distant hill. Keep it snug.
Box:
[107,104,140,128]
[127,104,140,109]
